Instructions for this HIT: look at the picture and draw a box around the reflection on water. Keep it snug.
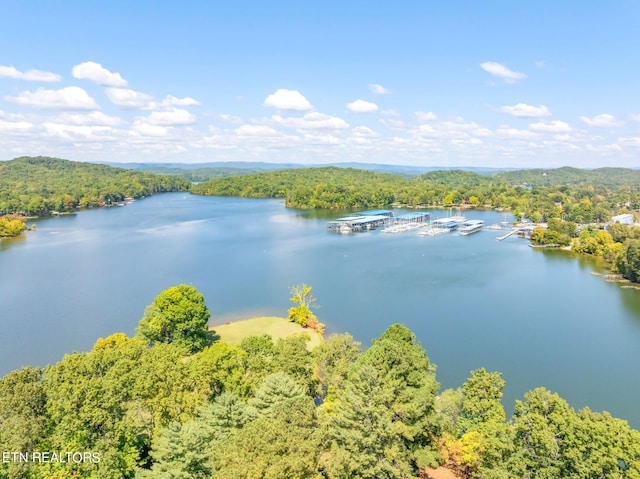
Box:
[1,193,639,428]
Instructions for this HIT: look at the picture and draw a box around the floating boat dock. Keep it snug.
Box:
[381,212,431,233]
[327,215,390,233]
[459,219,485,235]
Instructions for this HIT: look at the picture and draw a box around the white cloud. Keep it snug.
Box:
[72,61,127,87]
[0,119,34,133]
[495,127,539,139]
[369,83,391,94]
[146,108,196,126]
[499,103,551,118]
[416,111,437,122]
[263,89,312,111]
[56,111,123,126]
[379,118,406,130]
[630,114,640,123]
[580,114,624,127]
[480,61,526,83]
[235,125,281,137]
[6,87,99,110]
[472,128,492,137]
[529,120,572,133]
[160,95,201,107]
[619,137,640,148]
[0,65,61,82]
[303,134,341,145]
[105,88,154,109]
[346,99,379,113]
[43,122,116,141]
[131,122,168,138]
[215,113,244,124]
[352,126,377,137]
[414,117,480,139]
[272,112,349,130]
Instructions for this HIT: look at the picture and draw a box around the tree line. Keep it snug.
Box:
[0,156,190,218]
[0,285,638,478]
[191,165,640,224]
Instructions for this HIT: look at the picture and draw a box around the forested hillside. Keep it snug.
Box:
[0,285,638,478]
[191,165,640,219]
[495,166,640,187]
[0,156,190,216]
[141,165,266,182]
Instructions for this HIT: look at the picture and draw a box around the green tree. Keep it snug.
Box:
[210,396,322,479]
[248,372,306,417]
[313,333,361,401]
[136,285,210,353]
[617,239,640,282]
[458,368,506,433]
[323,325,440,478]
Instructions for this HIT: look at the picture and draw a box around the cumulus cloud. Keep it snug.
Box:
[580,114,624,127]
[263,89,312,111]
[619,137,640,148]
[6,87,99,110]
[495,127,539,139]
[146,108,196,126]
[131,122,169,138]
[352,126,378,137]
[480,61,526,83]
[105,88,154,109]
[272,112,349,130]
[369,83,391,94]
[0,119,34,133]
[346,99,379,113]
[416,111,437,122]
[214,113,244,124]
[499,103,551,118]
[0,65,61,82]
[235,125,282,137]
[56,111,123,126]
[43,122,116,142]
[379,118,406,130]
[529,120,572,132]
[160,95,201,107]
[72,61,127,87]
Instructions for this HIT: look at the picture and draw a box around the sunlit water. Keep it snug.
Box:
[1,193,639,426]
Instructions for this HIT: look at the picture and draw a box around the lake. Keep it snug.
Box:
[1,193,639,427]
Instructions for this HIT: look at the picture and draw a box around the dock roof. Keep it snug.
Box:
[395,212,430,220]
[360,209,393,216]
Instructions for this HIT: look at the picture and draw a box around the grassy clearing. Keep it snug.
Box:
[209,316,323,350]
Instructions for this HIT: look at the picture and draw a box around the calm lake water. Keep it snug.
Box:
[1,193,640,427]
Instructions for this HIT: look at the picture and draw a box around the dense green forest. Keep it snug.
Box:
[191,166,640,221]
[0,157,190,217]
[0,285,638,479]
[140,165,266,183]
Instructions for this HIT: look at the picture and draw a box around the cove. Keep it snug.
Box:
[1,192,639,427]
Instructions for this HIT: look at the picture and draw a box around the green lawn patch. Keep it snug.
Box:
[209,316,323,350]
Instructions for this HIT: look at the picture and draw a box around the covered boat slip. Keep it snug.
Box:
[326,214,390,232]
[327,209,486,236]
[459,219,485,235]
[327,209,432,233]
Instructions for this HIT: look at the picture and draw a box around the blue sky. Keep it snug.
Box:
[1,0,640,167]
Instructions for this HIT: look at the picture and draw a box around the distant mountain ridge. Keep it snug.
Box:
[102,160,518,177]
